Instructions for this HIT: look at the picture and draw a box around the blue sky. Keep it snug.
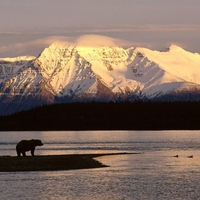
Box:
[0,0,199,57]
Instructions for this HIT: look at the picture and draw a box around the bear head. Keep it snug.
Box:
[32,139,43,146]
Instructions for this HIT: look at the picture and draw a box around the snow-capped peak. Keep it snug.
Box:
[0,55,36,62]
[168,44,186,52]
[30,42,200,97]
[0,55,36,84]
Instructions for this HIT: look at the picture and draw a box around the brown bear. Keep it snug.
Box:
[16,139,43,156]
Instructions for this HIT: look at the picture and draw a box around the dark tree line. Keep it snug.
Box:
[0,101,200,131]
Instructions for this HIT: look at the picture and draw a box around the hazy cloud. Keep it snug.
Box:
[0,35,130,57]
[0,24,200,57]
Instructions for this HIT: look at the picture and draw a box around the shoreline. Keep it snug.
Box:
[0,152,135,172]
[1,102,200,131]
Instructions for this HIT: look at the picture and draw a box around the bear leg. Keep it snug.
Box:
[16,150,21,156]
[31,148,35,156]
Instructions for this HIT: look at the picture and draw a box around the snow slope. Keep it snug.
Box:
[130,45,200,98]
[0,56,35,83]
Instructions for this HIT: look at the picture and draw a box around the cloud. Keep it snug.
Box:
[0,36,58,57]
[75,34,130,47]
[83,24,200,33]
[0,24,200,57]
[48,24,200,34]
[0,35,130,57]
[1,24,197,37]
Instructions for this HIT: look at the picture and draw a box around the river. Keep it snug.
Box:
[1,131,200,200]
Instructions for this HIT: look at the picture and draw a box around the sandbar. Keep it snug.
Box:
[0,152,135,172]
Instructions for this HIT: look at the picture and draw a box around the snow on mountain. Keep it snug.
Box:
[131,45,200,98]
[0,36,200,115]
[0,56,35,83]
[34,43,96,97]
[76,46,140,94]
[136,45,200,84]
[33,43,143,100]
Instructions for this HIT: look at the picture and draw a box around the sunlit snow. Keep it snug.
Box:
[1,35,200,100]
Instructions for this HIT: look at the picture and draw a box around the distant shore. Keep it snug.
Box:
[1,102,200,131]
[0,153,133,172]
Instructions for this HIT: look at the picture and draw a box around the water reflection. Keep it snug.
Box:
[1,131,200,199]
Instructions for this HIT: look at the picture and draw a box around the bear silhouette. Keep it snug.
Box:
[16,139,43,156]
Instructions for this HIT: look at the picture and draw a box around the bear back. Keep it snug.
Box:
[16,139,43,151]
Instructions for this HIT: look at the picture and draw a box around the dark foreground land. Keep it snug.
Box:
[1,102,200,130]
[0,153,133,172]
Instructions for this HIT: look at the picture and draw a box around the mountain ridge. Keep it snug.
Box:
[0,39,200,115]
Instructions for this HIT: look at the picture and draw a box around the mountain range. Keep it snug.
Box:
[0,38,200,115]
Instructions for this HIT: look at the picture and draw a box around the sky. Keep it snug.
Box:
[0,0,200,57]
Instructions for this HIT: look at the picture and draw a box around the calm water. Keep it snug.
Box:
[1,131,200,200]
